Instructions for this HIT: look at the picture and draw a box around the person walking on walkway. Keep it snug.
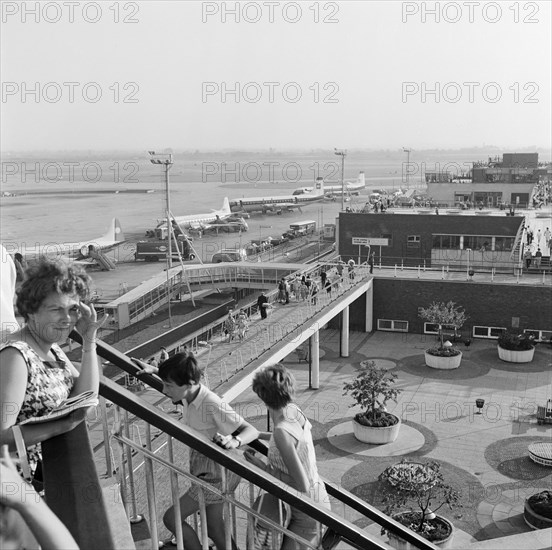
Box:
[348,259,356,281]
[534,248,543,269]
[236,309,249,340]
[257,291,269,320]
[368,252,375,274]
[223,311,236,342]
[524,248,532,270]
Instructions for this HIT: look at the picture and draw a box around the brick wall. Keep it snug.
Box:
[331,278,551,334]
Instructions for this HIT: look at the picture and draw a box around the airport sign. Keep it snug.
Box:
[352,237,388,246]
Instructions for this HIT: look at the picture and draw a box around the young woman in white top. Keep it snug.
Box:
[245,363,330,549]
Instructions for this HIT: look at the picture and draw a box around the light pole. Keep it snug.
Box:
[149,151,174,265]
[149,151,174,326]
[403,147,412,189]
[334,148,347,211]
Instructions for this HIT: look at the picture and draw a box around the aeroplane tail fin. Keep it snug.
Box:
[314,177,324,196]
[358,171,365,187]
[221,197,230,215]
[102,218,125,242]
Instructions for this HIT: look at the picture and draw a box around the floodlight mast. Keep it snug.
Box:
[149,151,174,327]
[334,148,347,211]
[149,151,174,266]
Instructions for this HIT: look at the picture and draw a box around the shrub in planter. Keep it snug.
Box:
[343,360,402,428]
[418,301,468,358]
[525,490,552,530]
[497,329,536,351]
[527,490,552,518]
[379,460,461,545]
[424,346,462,358]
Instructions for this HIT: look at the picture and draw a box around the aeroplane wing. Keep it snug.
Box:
[270,202,303,212]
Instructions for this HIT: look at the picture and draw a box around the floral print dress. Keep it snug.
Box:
[1,340,75,469]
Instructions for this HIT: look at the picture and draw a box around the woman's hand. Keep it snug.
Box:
[76,301,109,346]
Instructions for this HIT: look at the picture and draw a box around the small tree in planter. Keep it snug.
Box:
[343,360,403,444]
[497,329,536,363]
[379,460,461,548]
[418,301,468,369]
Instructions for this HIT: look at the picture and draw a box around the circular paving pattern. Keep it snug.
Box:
[327,421,425,457]
[397,353,489,379]
[485,436,552,480]
[470,347,551,374]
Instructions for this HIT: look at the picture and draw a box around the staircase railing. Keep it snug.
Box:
[509,220,526,262]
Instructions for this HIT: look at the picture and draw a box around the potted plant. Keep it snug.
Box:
[418,301,468,369]
[342,360,402,444]
[379,460,461,549]
[497,329,536,363]
[524,490,552,530]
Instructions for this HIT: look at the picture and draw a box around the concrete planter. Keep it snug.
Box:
[524,498,552,530]
[497,345,535,363]
[352,414,401,445]
[388,513,454,550]
[424,351,462,370]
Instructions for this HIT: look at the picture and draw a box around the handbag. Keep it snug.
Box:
[250,492,291,550]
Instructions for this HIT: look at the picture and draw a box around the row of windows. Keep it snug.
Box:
[362,234,515,251]
[433,235,515,251]
[378,322,551,343]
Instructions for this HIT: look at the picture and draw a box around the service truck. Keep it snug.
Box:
[135,235,195,262]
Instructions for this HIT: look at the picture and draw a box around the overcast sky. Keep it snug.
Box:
[1,1,550,151]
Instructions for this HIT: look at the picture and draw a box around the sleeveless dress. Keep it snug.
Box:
[267,404,331,548]
[1,340,75,469]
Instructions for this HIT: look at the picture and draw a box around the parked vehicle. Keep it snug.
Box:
[288,220,317,236]
[135,236,195,262]
[211,248,247,263]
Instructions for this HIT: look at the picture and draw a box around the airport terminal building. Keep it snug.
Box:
[425,152,551,207]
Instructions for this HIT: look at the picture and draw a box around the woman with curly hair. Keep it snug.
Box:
[245,363,331,549]
[0,258,108,481]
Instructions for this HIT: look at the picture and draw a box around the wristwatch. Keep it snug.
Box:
[234,435,242,448]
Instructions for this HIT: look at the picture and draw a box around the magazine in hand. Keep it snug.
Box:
[19,391,99,424]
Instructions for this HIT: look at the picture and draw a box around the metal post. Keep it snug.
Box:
[150,152,174,326]
[165,160,172,268]
[334,148,347,211]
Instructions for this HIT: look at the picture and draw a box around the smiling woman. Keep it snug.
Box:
[0,258,108,484]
